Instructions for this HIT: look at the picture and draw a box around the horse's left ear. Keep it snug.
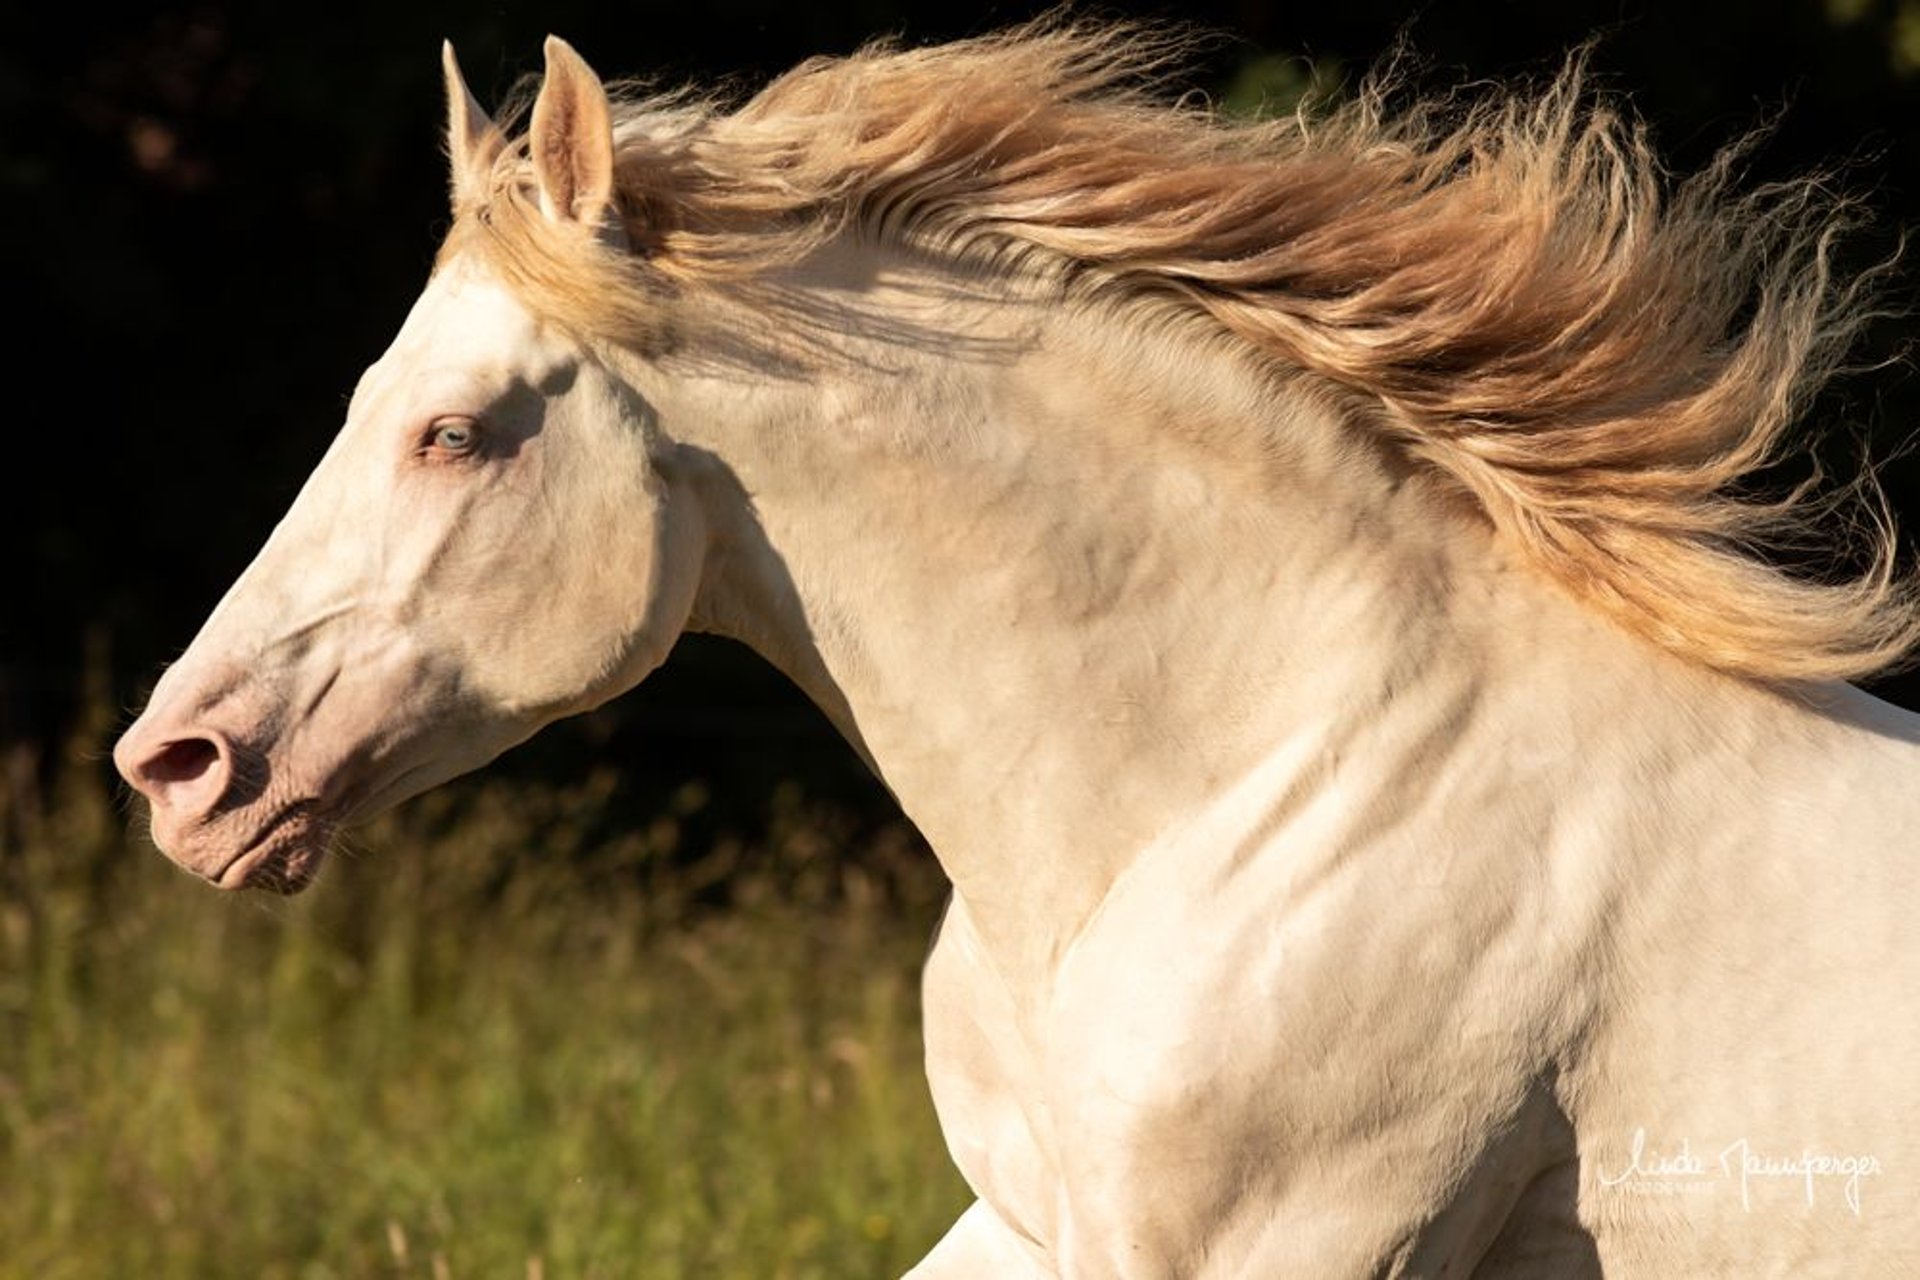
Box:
[531,36,622,242]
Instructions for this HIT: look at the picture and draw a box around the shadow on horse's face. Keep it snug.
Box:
[114,257,703,892]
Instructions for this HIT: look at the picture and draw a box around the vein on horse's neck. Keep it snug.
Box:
[656,268,1497,977]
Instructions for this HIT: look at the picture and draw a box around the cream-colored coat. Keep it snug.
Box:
[116,39,1920,1277]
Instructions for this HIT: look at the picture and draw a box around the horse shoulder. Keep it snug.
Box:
[1033,739,1578,1277]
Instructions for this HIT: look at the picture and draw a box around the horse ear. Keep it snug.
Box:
[441,41,503,214]
[530,36,621,239]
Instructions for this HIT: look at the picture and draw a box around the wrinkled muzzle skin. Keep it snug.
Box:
[114,260,703,891]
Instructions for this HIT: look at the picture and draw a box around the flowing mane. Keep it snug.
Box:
[445,20,1919,683]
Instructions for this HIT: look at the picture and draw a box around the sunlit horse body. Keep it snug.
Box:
[115,26,1920,1276]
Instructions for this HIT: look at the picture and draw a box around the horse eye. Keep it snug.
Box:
[428,418,479,456]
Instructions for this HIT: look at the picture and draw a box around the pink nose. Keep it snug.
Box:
[114,727,236,837]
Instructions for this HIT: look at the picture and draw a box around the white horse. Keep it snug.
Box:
[115,25,1920,1277]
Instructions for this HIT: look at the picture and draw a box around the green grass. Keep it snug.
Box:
[0,751,969,1278]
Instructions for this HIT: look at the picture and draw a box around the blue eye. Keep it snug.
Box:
[429,418,479,455]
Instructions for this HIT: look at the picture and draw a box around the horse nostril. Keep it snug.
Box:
[122,732,234,823]
[147,738,221,786]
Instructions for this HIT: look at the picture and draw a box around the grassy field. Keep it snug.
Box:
[0,743,969,1279]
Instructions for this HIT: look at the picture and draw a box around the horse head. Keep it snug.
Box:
[114,41,703,891]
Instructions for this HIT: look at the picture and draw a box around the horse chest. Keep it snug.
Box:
[920,894,1064,1249]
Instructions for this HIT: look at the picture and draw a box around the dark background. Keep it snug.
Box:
[8,0,1920,852]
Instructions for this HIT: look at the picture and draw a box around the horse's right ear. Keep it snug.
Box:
[442,41,503,214]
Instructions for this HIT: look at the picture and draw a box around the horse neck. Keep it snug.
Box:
[650,258,1767,989]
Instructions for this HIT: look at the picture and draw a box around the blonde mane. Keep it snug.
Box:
[448,21,1920,684]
